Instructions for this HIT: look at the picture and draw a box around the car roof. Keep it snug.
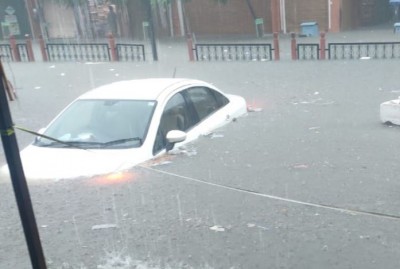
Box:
[78,78,204,100]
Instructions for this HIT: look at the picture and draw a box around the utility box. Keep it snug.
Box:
[300,22,319,37]
[394,22,400,33]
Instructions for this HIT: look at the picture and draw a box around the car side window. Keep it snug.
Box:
[153,93,191,154]
[186,87,229,121]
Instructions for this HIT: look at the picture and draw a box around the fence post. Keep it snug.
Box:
[320,32,326,60]
[38,35,48,62]
[9,36,20,62]
[108,33,118,61]
[186,33,195,61]
[291,33,297,60]
[25,34,35,62]
[273,32,280,61]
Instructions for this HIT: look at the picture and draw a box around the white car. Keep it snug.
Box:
[2,78,247,180]
[380,98,400,125]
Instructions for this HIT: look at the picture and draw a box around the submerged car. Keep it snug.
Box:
[2,78,247,180]
[380,98,400,125]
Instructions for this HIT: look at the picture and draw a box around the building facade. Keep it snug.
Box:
[180,0,393,37]
[0,0,395,40]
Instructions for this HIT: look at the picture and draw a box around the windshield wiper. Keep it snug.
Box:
[102,137,142,147]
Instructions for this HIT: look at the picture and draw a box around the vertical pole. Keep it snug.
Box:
[146,0,158,61]
[291,32,297,60]
[25,34,35,62]
[280,0,287,34]
[273,32,280,61]
[271,0,281,33]
[330,0,341,33]
[186,33,194,61]
[38,35,48,62]
[0,62,47,269]
[108,33,118,61]
[9,36,21,62]
[5,80,15,101]
[320,32,326,60]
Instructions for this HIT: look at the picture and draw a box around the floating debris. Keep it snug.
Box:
[210,133,224,139]
[308,126,320,130]
[209,225,225,232]
[247,106,263,112]
[91,224,118,230]
[293,164,309,169]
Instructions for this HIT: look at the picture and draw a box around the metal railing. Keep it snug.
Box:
[0,44,12,62]
[46,43,111,62]
[297,44,320,60]
[328,42,400,60]
[17,44,29,62]
[116,44,145,61]
[194,43,273,61]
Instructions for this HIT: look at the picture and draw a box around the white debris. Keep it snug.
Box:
[247,106,263,112]
[291,98,335,106]
[49,65,55,68]
[210,133,224,139]
[293,164,309,169]
[209,225,225,232]
[60,73,66,76]
[308,126,320,130]
[151,161,173,166]
[170,146,197,157]
[115,73,120,77]
[360,57,371,60]
[247,223,268,230]
[34,86,41,90]
[91,224,118,230]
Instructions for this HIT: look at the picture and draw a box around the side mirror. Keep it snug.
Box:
[166,130,186,152]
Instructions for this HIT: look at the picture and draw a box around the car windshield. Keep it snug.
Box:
[34,99,156,149]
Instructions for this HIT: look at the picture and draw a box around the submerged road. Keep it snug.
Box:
[1,53,400,268]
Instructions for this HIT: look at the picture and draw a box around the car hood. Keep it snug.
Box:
[1,145,146,181]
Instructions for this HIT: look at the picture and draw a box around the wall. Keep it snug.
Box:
[284,0,328,33]
[43,2,75,38]
[183,0,272,36]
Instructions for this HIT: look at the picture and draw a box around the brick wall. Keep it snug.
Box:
[285,0,328,33]
[183,0,272,36]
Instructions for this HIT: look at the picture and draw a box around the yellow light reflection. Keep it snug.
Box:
[90,171,135,185]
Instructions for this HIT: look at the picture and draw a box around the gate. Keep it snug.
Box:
[16,44,29,62]
[0,43,30,62]
[328,42,400,60]
[116,44,146,61]
[297,44,320,60]
[0,44,12,61]
[46,43,111,62]
[194,43,274,61]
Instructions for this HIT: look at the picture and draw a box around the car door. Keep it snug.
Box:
[152,92,196,155]
[183,86,231,140]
